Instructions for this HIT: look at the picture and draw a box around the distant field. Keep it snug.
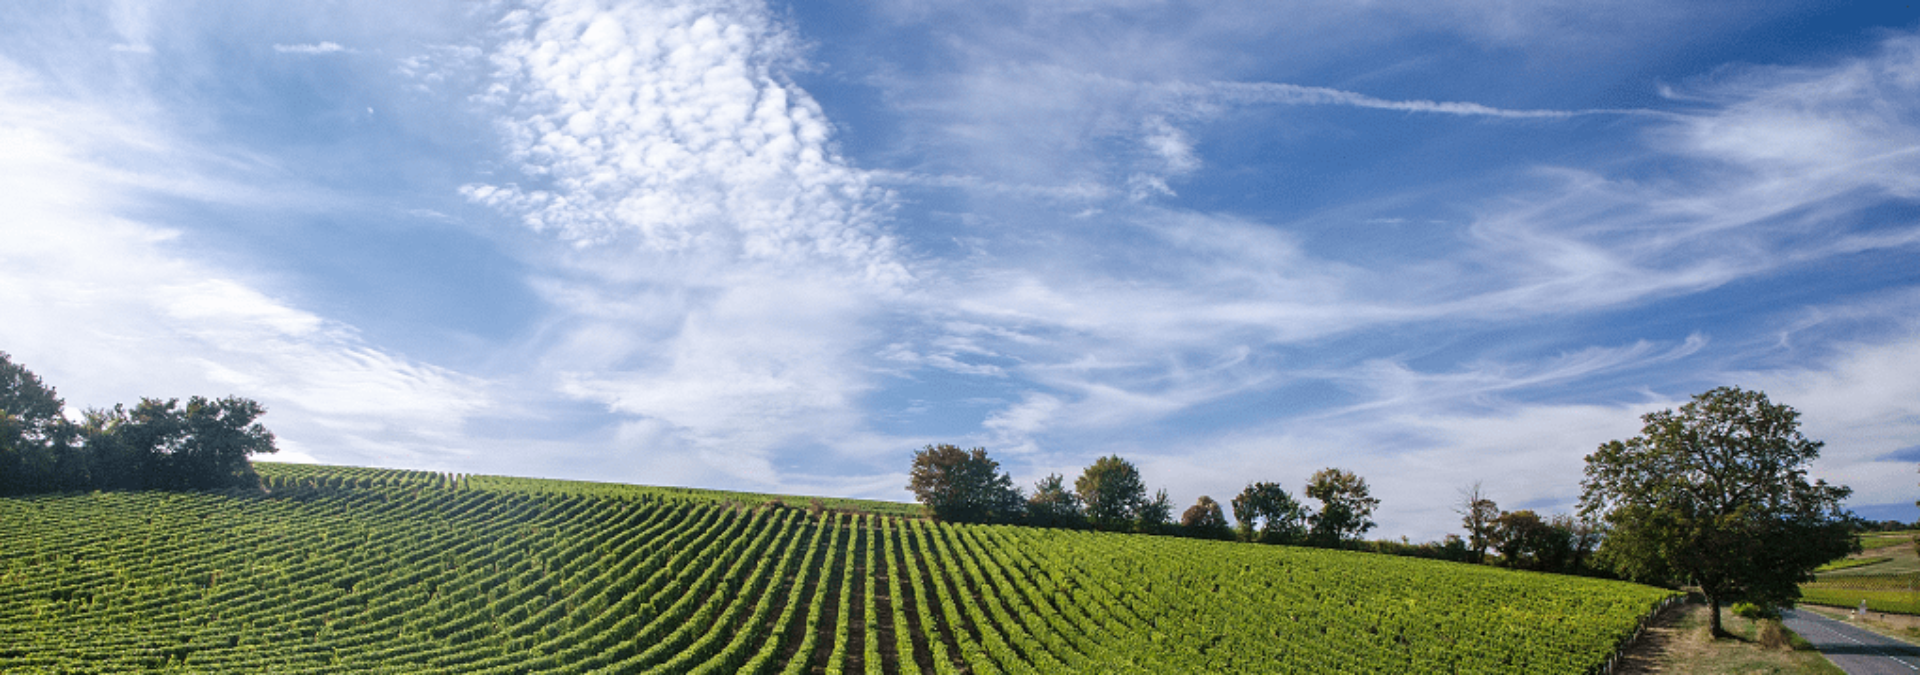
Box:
[1802,531,1920,615]
[0,463,1678,673]
[1858,532,1919,551]
[1817,557,1892,573]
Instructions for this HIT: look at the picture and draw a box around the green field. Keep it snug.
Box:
[1816,557,1891,573]
[0,463,1678,673]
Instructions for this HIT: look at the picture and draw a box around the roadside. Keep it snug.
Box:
[1613,600,1844,674]
[1799,604,1920,647]
[1783,608,1920,675]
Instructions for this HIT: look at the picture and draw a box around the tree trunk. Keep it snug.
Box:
[1707,596,1724,637]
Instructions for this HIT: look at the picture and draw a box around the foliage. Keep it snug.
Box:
[1074,454,1146,528]
[1732,602,1781,621]
[1137,488,1174,533]
[1,354,274,495]
[1580,386,1857,635]
[1305,468,1380,547]
[1455,482,1499,564]
[0,462,1683,673]
[1231,481,1307,544]
[1025,473,1084,528]
[1488,511,1600,574]
[907,444,1023,524]
[0,351,80,494]
[1181,495,1233,540]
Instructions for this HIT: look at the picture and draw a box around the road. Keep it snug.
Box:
[1783,608,1920,675]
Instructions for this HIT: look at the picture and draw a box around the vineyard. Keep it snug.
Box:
[0,463,1678,673]
[1802,573,1920,614]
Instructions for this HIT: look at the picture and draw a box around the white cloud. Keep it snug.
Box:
[1670,36,1920,196]
[467,0,906,286]
[1195,80,1669,119]
[1740,330,1920,512]
[0,55,488,471]
[273,42,348,54]
[464,0,918,489]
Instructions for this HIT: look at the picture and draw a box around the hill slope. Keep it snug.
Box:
[0,463,1677,673]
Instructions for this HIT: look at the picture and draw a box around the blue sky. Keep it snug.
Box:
[3,0,1917,539]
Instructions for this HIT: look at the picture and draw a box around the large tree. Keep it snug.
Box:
[1231,481,1307,544]
[1181,495,1232,539]
[86,397,279,490]
[1,353,276,494]
[908,444,1023,524]
[1305,468,1380,547]
[1,351,77,494]
[1075,455,1146,528]
[1580,386,1856,636]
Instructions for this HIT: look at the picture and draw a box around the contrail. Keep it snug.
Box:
[1192,81,1682,120]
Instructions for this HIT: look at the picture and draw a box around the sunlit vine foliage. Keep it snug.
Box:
[0,463,1676,673]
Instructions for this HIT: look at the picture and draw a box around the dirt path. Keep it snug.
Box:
[1613,601,1845,674]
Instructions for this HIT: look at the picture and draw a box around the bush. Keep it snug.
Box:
[1755,619,1789,650]
[1732,602,1780,621]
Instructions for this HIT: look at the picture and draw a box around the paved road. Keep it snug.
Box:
[1783,608,1920,675]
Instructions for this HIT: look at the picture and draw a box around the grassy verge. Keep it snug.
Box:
[1798,605,1920,645]
[1615,601,1843,675]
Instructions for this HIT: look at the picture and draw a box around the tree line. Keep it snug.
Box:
[907,444,1382,549]
[910,386,1862,635]
[0,351,278,495]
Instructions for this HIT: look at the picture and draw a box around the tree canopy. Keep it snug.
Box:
[1579,386,1855,635]
[1231,481,1307,544]
[1181,495,1232,539]
[1026,473,1084,528]
[1075,455,1147,527]
[1,351,78,494]
[1305,468,1379,547]
[907,444,1024,524]
[1,352,277,495]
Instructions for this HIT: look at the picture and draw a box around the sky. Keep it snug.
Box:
[2,0,1918,541]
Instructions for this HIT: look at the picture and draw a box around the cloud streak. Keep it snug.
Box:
[273,41,349,54]
[1194,80,1678,120]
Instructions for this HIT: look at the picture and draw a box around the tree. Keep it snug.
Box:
[1231,481,1307,544]
[1,352,79,495]
[907,444,1023,524]
[1557,513,1604,573]
[91,397,279,490]
[1137,488,1174,533]
[1305,468,1379,547]
[1181,495,1232,539]
[1075,455,1146,528]
[1580,386,1856,636]
[1454,482,1499,564]
[0,353,276,495]
[1026,473,1084,528]
[1488,509,1574,571]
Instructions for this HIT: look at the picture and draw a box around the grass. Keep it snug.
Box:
[1858,531,1919,551]
[1816,556,1890,572]
[1615,601,1843,675]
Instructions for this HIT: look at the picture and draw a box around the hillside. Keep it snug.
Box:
[1801,532,1920,614]
[0,463,1678,673]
